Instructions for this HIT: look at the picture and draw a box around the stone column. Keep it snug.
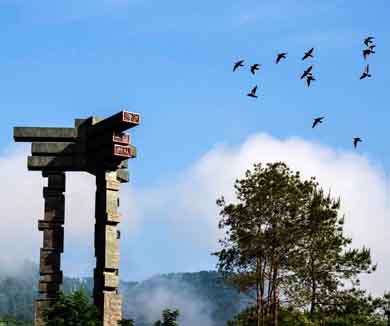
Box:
[34,171,65,326]
[94,170,122,326]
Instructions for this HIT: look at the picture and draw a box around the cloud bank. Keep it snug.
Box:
[1,133,389,296]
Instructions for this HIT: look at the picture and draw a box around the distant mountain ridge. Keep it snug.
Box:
[0,262,248,325]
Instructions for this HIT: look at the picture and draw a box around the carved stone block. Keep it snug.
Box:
[103,291,122,326]
[38,281,60,294]
[43,228,64,252]
[103,271,119,289]
[40,271,63,283]
[39,249,61,274]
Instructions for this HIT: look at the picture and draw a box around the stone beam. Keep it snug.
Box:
[14,127,77,142]
[89,111,140,135]
[28,156,87,171]
[31,142,83,156]
[117,169,129,183]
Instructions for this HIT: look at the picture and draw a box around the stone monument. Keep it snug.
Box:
[13,110,140,326]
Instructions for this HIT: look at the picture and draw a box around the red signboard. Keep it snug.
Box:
[122,112,140,125]
[112,132,130,145]
[113,145,136,158]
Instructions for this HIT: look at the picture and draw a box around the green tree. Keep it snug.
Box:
[154,309,180,326]
[44,289,102,326]
[213,162,377,326]
[285,188,376,316]
[213,162,318,326]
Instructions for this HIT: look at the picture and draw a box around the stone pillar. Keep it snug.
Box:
[34,171,65,326]
[94,170,122,326]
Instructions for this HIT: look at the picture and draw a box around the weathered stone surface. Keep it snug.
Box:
[43,228,64,252]
[34,299,55,326]
[44,196,65,222]
[117,169,129,183]
[105,226,120,270]
[89,111,140,136]
[32,142,82,156]
[102,291,122,326]
[106,179,120,191]
[40,271,63,283]
[43,187,64,198]
[106,212,121,224]
[103,271,119,289]
[74,118,88,129]
[28,155,87,171]
[38,281,60,294]
[14,127,77,142]
[119,160,128,169]
[38,220,63,230]
[39,249,61,274]
[107,191,119,217]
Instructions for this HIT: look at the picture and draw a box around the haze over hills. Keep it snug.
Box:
[0,261,248,326]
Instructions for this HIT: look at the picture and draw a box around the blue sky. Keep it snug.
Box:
[1,0,390,292]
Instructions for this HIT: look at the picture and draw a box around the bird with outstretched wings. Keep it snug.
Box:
[302,47,314,60]
[233,60,245,72]
[360,64,371,79]
[247,85,258,98]
[250,64,261,75]
[364,36,375,47]
[276,52,287,64]
[353,137,362,148]
[312,117,324,128]
[306,74,316,87]
[300,65,313,79]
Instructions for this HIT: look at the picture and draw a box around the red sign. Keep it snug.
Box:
[113,145,136,158]
[112,132,130,145]
[122,112,140,125]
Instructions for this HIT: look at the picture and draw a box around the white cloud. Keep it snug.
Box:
[127,281,215,326]
[1,133,389,296]
[132,133,390,295]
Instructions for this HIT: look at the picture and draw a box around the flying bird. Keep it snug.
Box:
[276,52,287,64]
[247,85,258,98]
[302,48,314,60]
[363,47,375,60]
[306,74,316,87]
[300,65,313,79]
[250,64,261,75]
[363,36,375,47]
[312,117,324,128]
[233,60,245,72]
[359,64,371,80]
[353,137,362,148]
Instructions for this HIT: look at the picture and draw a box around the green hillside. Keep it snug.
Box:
[0,262,248,326]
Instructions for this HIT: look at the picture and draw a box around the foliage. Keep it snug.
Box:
[228,302,386,326]
[44,289,102,326]
[153,309,180,326]
[285,188,376,314]
[213,162,377,326]
[213,162,319,325]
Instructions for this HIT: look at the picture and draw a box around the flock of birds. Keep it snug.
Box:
[232,36,377,149]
